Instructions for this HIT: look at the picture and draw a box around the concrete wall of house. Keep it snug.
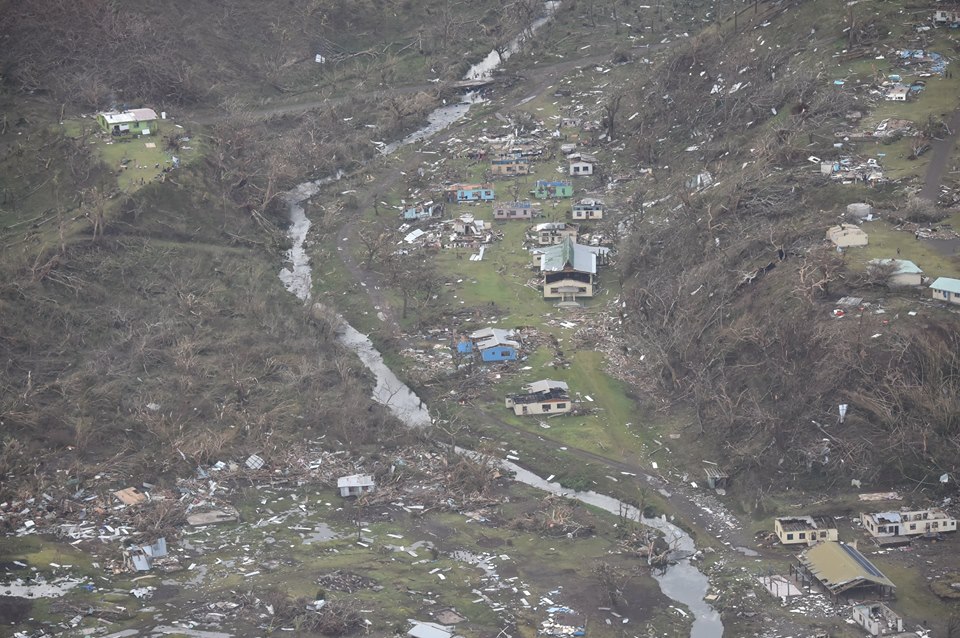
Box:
[495,207,533,219]
[889,272,923,287]
[572,208,602,220]
[773,520,837,545]
[570,162,593,176]
[933,288,960,305]
[830,230,868,247]
[543,278,594,299]
[512,400,572,416]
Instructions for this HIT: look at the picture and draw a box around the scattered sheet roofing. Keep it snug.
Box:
[540,237,597,274]
[525,379,568,393]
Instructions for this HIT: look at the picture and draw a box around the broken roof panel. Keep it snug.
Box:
[800,541,895,594]
[525,379,568,394]
[408,622,452,638]
[540,237,598,274]
[337,474,375,488]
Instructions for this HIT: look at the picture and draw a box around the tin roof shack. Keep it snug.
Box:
[851,602,906,636]
[530,222,580,246]
[794,541,896,600]
[868,259,924,287]
[827,224,869,248]
[446,183,495,202]
[532,180,573,199]
[495,201,538,220]
[505,379,572,416]
[572,198,603,221]
[861,508,957,540]
[703,467,729,491]
[97,108,159,136]
[885,85,910,101]
[934,9,960,26]
[539,237,607,304]
[775,516,839,546]
[491,156,532,176]
[930,277,960,305]
[458,327,520,362]
[337,474,375,498]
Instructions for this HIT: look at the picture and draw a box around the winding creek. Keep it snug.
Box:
[277,4,723,635]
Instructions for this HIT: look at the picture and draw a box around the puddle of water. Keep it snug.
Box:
[0,577,82,598]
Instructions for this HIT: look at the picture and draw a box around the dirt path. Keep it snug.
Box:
[921,105,960,200]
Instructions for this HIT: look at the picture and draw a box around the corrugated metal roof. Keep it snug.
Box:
[100,108,158,124]
[525,379,568,393]
[540,237,597,274]
[869,259,922,275]
[337,474,374,488]
[800,541,894,593]
[931,277,960,294]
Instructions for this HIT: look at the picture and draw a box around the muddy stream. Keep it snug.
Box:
[278,3,723,635]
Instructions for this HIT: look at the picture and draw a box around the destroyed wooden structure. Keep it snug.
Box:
[505,379,572,416]
[337,474,375,497]
[774,515,839,546]
[703,467,729,490]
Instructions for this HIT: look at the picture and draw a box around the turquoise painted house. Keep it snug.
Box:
[532,180,573,199]
[447,184,495,202]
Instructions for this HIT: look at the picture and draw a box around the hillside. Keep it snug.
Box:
[2,0,960,637]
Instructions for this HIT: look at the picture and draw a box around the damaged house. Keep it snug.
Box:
[402,202,439,221]
[538,236,608,304]
[490,155,532,176]
[532,180,573,199]
[530,222,579,246]
[96,108,158,136]
[505,379,572,416]
[447,214,495,248]
[494,201,538,220]
[774,515,839,546]
[446,183,495,202]
[456,327,520,362]
[571,198,603,221]
[861,508,957,539]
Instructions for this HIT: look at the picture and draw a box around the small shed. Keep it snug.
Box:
[847,203,874,219]
[930,277,960,305]
[337,474,375,498]
[703,467,729,490]
[96,108,159,136]
[826,224,868,247]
